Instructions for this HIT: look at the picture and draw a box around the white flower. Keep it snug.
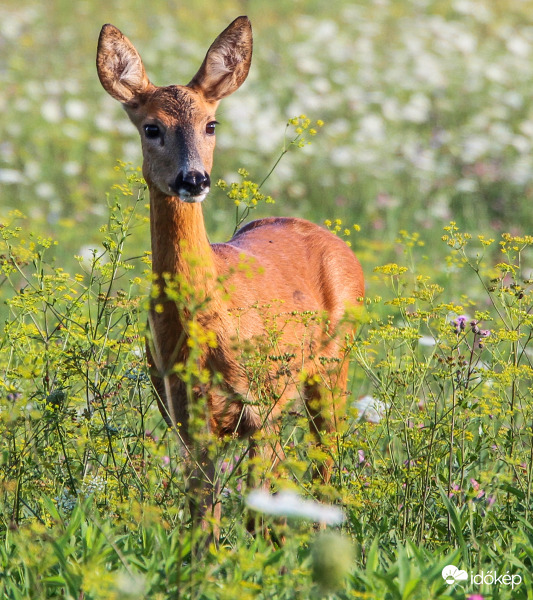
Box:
[63,161,81,177]
[0,169,24,184]
[507,35,531,58]
[65,99,88,121]
[402,93,431,124]
[35,182,55,199]
[330,146,356,168]
[246,489,345,525]
[461,135,491,163]
[419,336,437,347]
[356,114,386,143]
[353,395,388,424]
[456,178,478,193]
[41,98,62,123]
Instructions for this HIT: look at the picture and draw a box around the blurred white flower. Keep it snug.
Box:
[428,194,451,220]
[453,0,491,22]
[415,54,446,87]
[502,90,524,110]
[353,395,388,424]
[489,122,512,145]
[403,93,431,124]
[246,489,345,524]
[419,336,437,347]
[453,30,477,54]
[512,135,530,154]
[456,178,478,192]
[95,112,115,131]
[122,141,142,162]
[412,149,435,172]
[113,572,147,599]
[485,63,508,84]
[63,161,81,176]
[312,19,338,42]
[462,135,491,163]
[509,156,533,185]
[24,161,40,181]
[507,36,531,58]
[0,169,24,184]
[35,182,55,199]
[89,138,110,154]
[381,97,401,121]
[519,120,533,138]
[65,99,88,121]
[330,146,356,168]
[296,54,323,75]
[41,98,62,123]
[328,118,350,137]
[311,77,331,95]
[14,98,31,113]
[356,114,385,143]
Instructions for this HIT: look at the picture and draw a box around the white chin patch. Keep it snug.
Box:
[177,189,209,203]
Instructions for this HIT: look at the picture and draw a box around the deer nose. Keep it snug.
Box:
[172,170,211,199]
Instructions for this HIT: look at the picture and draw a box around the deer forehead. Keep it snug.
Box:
[137,85,216,127]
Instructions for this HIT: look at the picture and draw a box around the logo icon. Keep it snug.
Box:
[442,565,468,585]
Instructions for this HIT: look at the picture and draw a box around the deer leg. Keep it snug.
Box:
[246,423,286,538]
[304,361,349,485]
[187,450,221,544]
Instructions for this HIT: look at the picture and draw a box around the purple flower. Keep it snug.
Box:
[452,315,468,333]
[474,328,491,349]
[448,483,461,498]
[467,595,484,600]
[220,460,233,474]
[455,315,468,328]
[470,478,485,499]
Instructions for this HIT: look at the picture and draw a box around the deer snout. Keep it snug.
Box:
[170,170,211,202]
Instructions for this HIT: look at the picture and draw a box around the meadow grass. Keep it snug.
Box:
[1,153,533,599]
[1,0,533,598]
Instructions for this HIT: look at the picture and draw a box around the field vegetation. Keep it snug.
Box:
[1,0,533,598]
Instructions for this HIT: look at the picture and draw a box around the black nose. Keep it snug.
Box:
[173,170,210,197]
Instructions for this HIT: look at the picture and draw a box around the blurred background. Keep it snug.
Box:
[1,0,533,276]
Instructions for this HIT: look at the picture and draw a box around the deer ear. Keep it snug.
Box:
[97,24,152,103]
[188,16,252,102]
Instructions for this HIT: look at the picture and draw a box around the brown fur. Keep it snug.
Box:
[97,16,364,538]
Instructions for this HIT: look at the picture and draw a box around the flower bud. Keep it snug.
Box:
[312,532,354,591]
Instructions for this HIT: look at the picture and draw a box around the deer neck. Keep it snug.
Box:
[149,185,220,318]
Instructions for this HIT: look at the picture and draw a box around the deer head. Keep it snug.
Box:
[97,16,253,202]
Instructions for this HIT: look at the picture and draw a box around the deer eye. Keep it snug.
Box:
[205,121,218,136]
[144,124,161,139]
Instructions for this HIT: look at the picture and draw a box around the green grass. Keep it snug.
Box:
[1,0,533,598]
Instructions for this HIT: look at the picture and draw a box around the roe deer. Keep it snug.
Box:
[97,16,364,537]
